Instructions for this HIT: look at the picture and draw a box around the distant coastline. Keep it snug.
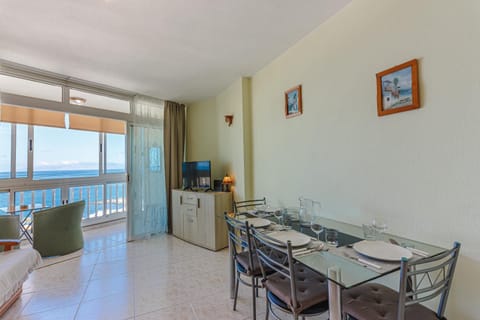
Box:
[0,169,126,213]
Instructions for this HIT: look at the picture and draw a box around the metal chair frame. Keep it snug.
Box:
[251,228,328,320]
[225,213,263,320]
[345,242,461,320]
[233,197,266,213]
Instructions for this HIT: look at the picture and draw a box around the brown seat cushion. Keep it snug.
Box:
[264,262,328,314]
[236,251,263,276]
[342,283,440,320]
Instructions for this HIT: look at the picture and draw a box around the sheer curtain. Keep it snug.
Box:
[127,95,167,241]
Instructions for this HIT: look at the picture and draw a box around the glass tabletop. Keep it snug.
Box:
[0,204,46,214]
[241,210,447,289]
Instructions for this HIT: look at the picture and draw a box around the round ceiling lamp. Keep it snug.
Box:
[70,96,87,105]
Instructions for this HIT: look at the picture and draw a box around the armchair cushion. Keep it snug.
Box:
[0,215,20,240]
[33,200,85,257]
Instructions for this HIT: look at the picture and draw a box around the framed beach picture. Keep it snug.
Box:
[285,85,302,118]
[376,59,419,116]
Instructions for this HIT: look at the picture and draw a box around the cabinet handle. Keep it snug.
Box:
[180,195,183,204]
[197,198,200,209]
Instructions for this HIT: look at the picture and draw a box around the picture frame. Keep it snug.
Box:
[284,85,302,118]
[376,59,419,117]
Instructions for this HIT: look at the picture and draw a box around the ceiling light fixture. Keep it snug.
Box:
[70,96,87,105]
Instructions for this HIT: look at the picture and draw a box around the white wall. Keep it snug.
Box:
[187,78,251,200]
[187,0,480,317]
[250,0,479,317]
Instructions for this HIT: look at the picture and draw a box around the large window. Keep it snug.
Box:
[0,74,62,102]
[0,123,11,179]
[0,123,29,179]
[106,133,126,173]
[15,124,28,178]
[33,126,100,180]
[0,71,130,224]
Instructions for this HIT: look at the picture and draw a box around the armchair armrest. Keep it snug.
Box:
[0,239,21,251]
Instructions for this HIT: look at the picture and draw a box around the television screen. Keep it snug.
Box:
[182,161,211,189]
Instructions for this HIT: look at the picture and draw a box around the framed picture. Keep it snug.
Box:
[285,85,302,118]
[376,59,419,116]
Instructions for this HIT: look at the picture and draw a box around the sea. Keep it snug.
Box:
[0,169,126,216]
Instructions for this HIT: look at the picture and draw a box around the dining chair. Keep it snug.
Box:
[233,197,266,213]
[251,228,329,320]
[225,213,264,320]
[342,242,461,320]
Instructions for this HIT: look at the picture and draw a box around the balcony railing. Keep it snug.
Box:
[2,173,126,226]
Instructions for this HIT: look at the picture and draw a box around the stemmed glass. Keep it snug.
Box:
[310,201,324,240]
[273,208,284,226]
[310,217,324,241]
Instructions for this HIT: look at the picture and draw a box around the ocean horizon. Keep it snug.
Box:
[0,169,126,216]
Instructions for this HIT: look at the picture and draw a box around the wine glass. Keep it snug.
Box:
[273,208,284,226]
[310,217,324,241]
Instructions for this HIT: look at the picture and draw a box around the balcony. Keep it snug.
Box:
[1,174,127,226]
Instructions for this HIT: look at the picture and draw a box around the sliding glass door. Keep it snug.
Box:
[127,124,167,241]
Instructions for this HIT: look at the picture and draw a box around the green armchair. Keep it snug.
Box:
[0,215,20,239]
[0,215,20,252]
[33,200,85,257]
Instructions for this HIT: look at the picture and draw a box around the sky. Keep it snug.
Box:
[0,123,125,173]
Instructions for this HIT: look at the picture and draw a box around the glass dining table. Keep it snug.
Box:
[228,210,447,320]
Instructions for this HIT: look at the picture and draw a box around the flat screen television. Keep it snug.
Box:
[182,161,211,190]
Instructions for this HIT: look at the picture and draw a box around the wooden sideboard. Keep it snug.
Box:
[172,189,232,251]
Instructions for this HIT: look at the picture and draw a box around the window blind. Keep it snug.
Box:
[69,113,126,134]
[0,104,65,128]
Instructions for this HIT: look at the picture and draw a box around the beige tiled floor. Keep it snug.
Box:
[2,222,328,320]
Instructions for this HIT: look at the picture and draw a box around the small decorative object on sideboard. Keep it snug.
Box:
[376,59,419,116]
[285,85,303,118]
[222,174,233,192]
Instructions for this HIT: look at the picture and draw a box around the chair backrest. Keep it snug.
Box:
[33,200,86,257]
[397,242,461,320]
[0,215,20,239]
[233,197,266,213]
[224,213,255,271]
[250,228,297,307]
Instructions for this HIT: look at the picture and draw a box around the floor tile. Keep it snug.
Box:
[18,305,78,320]
[74,292,134,320]
[9,221,329,320]
[21,285,86,316]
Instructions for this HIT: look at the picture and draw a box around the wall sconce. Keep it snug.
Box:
[224,114,233,127]
[222,174,233,192]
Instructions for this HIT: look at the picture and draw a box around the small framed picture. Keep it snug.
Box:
[376,59,419,117]
[285,85,302,118]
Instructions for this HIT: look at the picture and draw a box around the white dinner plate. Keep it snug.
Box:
[267,230,311,247]
[245,218,271,228]
[353,240,413,262]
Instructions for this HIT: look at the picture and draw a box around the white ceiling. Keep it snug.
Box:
[0,0,351,103]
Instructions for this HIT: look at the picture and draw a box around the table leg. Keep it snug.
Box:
[327,267,342,320]
[19,224,33,244]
